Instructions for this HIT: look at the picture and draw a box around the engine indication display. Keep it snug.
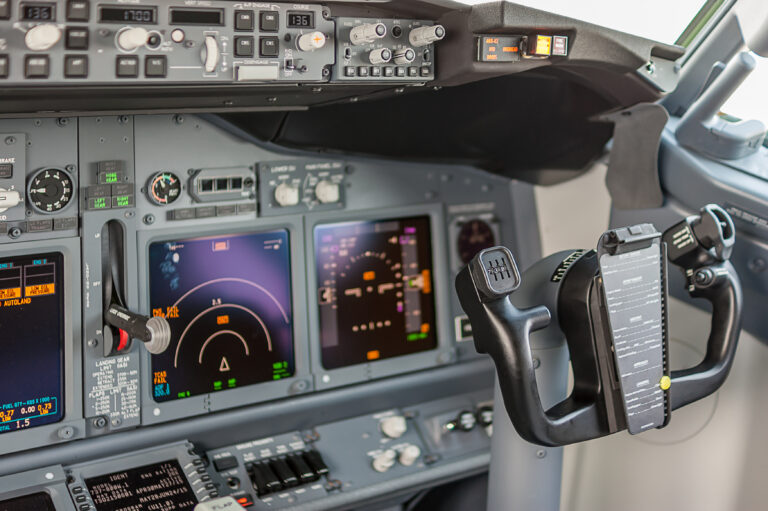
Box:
[315,216,437,369]
[0,253,64,434]
[149,231,294,402]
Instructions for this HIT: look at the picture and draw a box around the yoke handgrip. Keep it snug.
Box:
[455,247,600,447]
[669,262,742,409]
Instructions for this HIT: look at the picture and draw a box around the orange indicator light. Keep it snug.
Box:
[363,271,376,281]
[367,350,380,361]
[217,315,230,325]
[25,283,55,296]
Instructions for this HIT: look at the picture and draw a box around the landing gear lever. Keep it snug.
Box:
[104,303,171,355]
[455,204,742,446]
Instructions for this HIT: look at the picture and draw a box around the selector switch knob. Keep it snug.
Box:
[25,24,62,51]
[0,188,22,214]
[371,449,397,473]
[202,35,220,73]
[314,180,340,204]
[297,31,327,52]
[117,27,149,51]
[274,182,300,207]
[379,415,407,439]
[369,48,392,65]
[398,444,421,466]
[409,25,446,47]
[350,23,387,45]
[393,48,416,65]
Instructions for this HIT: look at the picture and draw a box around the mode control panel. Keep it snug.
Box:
[0,0,334,84]
[333,18,444,81]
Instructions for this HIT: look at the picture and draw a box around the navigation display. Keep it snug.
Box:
[0,253,64,434]
[85,460,196,510]
[149,231,294,402]
[315,216,437,369]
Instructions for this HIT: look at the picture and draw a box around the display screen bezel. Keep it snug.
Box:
[20,3,56,21]
[147,229,296,403]
[305,204,448,380]
[0,251,66,435]
[99,5,157,24]
[287,11,315,29]
[169,7,225,26]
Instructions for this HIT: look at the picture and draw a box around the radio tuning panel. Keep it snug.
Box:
[333,18,443,81]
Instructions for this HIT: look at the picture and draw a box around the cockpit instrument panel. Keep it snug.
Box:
[0,252,64,434]
[148,231,294,402]
[315,216,437,369]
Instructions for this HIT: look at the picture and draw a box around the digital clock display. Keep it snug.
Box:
[100,6,157,24]
[287,12,314,28]
[21,3,56,21]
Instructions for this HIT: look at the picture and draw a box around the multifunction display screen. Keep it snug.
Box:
[315,216,437,369]
[149,231,294,402]
[0,253,64,434]
[85,460,196,510]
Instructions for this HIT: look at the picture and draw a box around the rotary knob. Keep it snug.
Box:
[350,23,386,45]
[379,415,407,439]
[369,48,392,65]
[298,31,326,52]
[398,444,421,466]
[25,24,62,51]
[315,180,340,204]
[274,182,300,207]
[118,27,149,51]
[393,48,416,65]
[409,25,446,47]
[371,449,397,473]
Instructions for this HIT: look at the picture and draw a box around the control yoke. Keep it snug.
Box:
[455,205,742,446]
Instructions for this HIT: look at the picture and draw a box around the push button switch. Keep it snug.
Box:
[67,0,90,21]
[145,55,167,77]
[0,0,9,20]
[259,37,279,57]
[25,55,50,78]
[235,10,254,31]
[235,37,254,57]
[259,11,279,32]
[64,55,88,77]
[66,28,89,50]
[0,55,8,78]
[213,456,238,472]
[116,56,139,77]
